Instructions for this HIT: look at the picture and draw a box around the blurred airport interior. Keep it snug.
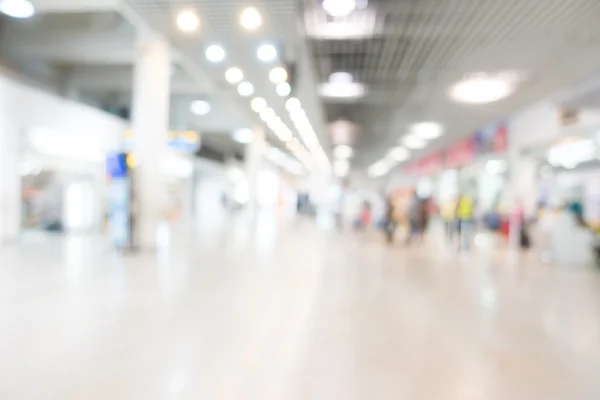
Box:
[0,0,599,398]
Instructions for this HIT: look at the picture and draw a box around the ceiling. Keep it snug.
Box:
[3,0,600,179]
[300,0,600,170]
[0,0,328,171]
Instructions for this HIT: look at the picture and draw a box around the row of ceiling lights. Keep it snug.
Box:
[250,96,314,171]
[175,6,328,172]
[364,72,519,178]
[368,122,444,178]
[176,7,262,33]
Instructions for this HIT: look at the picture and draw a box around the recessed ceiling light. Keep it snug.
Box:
[225,67,243,84]
[0,0,34,18]
[269,67,288,83]
[412,122,443,140]
[322,0,356,17]
[333,145,353,159]
[276,127,292,142]
[329,71,353,83]
[257,44,277,62]
[259,108,276,121]
[240,7,262,30]
[449,73,515,104]
[205,45,225,62]
[250,97,267,112]
[190,100,210,115]
[266,116,282,129]
[232,128,254,144]
[290,109,307,123]
[319,82,365,98]
[333,159,350,177]
[388,146,410,162]
[276,82,291,97]
[285,97,301,111]
[237,82,254,97]
[176,10,200,32]
[402,134,427,149]
[368,160,389,177]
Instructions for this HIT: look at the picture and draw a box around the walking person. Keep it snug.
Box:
[456,192,475,251]
[383,196,397,244]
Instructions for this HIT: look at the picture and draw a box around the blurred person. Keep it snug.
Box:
[456,192,475,250]
[406,191,426,244]
[383,196,397,244]
[441,198,457,242]
[551,201,596,265]
[355,201,372,231]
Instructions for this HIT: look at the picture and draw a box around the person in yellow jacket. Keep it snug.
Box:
[456,193,475,250]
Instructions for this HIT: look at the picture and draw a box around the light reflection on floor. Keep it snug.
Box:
[0,217,599,399]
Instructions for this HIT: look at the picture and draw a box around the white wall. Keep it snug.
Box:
[509,102,560,149]
[0,74,127,241]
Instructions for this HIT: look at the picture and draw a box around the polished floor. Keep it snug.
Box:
[1,216,599,399]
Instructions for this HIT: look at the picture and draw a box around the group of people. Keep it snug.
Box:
[381,192,432,245]
[374,191,477,249]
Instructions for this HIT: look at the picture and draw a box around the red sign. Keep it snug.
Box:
[445,137,475,168]
[406,152,443,175]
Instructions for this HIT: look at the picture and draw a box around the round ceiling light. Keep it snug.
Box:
[205,45,225,62]
[402,134,427,149]
[190,100,210,116]
[333,145,353,159]
[232,128,254,144]
[276,127,292,142]
[257,44,277,62]
[269,67,288,83]
[322,0,356,17]
[225,67,244,84]
[240,7,262,30]
[276,82,291,97]
[176,10,200,32]
[450,74,515,104]
[329,71,353,83]
[388,146,410,162]
[333,159,350,177]
[259,108,276,121]
[285,97,301,111]
[368,160,389,177]
[0,0,34,18]
[412,122,443,140]
[250,97,267,112]
[237,82,254,97]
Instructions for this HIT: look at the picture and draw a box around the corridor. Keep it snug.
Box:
[1,219,599,399]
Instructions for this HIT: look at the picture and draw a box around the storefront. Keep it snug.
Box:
[529,130,600,231]
[20,128,108,233]
[401,121,509,220]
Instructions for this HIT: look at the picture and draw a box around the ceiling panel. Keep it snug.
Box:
[301,0,600,169]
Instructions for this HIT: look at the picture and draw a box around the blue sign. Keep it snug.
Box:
[106,152,128,178]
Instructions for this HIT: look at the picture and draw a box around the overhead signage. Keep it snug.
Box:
[445,137,476,168]
[405,121,508,175]
[122,130,200,153]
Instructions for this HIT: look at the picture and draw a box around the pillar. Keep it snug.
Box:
[130,34,171,249]
[244,126,266,214]
[508,148,538,252]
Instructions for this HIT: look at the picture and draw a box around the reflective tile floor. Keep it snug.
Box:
[1,217,599,399]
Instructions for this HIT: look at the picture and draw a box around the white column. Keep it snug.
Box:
[131,34,171,249]
[244,126,266,214]
[0,109,21,244]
